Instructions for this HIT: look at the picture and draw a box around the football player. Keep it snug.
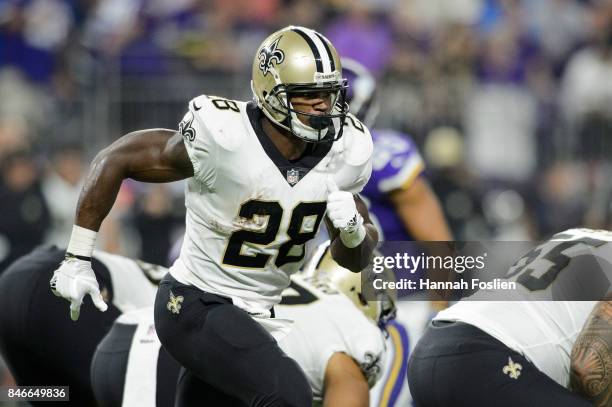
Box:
[570,296,612,407]
[341,57,452,244]
[342,58,453,407]
[50,26,378,406]
[279,243,394,407]
[408,228,612,407]
[0,244,166,406]
[91,244,393,407]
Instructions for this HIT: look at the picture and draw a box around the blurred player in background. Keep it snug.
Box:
[0,245,165,406]
[50,26,378,406]
[409,228,612,407]
[342,58,452,244]
[341,58,453,406]
[91,243,393,407]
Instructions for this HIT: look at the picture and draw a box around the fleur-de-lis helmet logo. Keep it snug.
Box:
[258,36,285,76]
[167,291,184,314]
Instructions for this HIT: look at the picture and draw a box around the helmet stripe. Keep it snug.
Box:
[302,28,333,73]
[314,32,336,72]
[291,27,325,73]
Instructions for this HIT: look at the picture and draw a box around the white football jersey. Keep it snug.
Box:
[115,308,162,407]
[435,228,612,386]
[169,95,373,315]
[93,251,166,312]
[275,274,386,401]
[109,273,385,406]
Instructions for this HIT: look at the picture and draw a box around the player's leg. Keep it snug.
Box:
[175,368,246,406]
[154,274,312,407]
[91,317,181,407]
[431,350,593,407]
[370,319,412,407]
[409,321,593,407]
[156,346,181,406]
[91,323,134,407]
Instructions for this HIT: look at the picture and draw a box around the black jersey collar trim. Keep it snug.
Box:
[246,102,332,187]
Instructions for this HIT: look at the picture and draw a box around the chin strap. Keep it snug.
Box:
[289,109,329,142]
[308,115,332,130]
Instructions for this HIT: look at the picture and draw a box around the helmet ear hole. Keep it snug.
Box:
[268,95,291,124]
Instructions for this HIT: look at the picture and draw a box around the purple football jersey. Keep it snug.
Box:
[362,129,425,241]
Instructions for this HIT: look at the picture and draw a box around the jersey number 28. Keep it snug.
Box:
[222,200,326,268]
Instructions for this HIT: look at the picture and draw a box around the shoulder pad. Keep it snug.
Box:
[188,95,248,152]
[338,113,373,166]
[372,128,416,146]
[553,228,612,242]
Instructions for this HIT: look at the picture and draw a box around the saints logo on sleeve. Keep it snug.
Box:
[179,112,196,141]
[360,352,383,387]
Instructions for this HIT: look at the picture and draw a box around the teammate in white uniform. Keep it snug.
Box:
[50,25,378,406]
[277,267,390,406]
[91,270,389,407]
[408,228,612,406]
[0,245,166,406]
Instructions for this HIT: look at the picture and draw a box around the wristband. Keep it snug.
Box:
[339,214,366,248]
[66,225,97,260]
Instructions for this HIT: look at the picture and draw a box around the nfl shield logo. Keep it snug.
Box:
[286,169,300,185]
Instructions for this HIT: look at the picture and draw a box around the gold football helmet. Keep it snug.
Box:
[309,241,396,327]
[251,26,349,143]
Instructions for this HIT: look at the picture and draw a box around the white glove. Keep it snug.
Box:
[326,178,366,248]
[50,257,108,321]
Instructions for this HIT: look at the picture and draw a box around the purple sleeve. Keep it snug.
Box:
[364,130,424,198]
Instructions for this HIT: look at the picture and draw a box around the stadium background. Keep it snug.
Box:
[1,0,612,399]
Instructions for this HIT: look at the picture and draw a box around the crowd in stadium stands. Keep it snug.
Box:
[1,0,612,265]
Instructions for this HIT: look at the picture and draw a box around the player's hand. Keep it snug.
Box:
[326,178,366,248]
[50,257,108,321]
[326,178,361,230]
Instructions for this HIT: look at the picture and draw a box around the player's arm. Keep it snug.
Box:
[322,352,369,407]
[76,129,193,230]
[325,185,378,273]
[390,177,453,307]
[388,177,452,241]
[570,297,612,407]
[51,130,193,320]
